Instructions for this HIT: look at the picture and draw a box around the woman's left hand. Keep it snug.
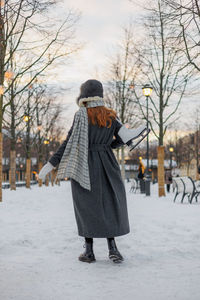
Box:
[38,162,54,181]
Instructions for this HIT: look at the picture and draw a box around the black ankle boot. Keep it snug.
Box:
[79,238,96,263]
[107,238,124,263]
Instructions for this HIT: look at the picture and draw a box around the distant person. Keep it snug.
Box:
[138,161,145,180]
[138,158,145,193]
[39,79,131,264]
[165,168,172,192]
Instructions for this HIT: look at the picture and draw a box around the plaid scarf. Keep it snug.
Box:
[56,97,105,190]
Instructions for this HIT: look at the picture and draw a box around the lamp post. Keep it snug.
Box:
[44,139,50,164]
[169,147,174,170]
[23,111,32,188]
[37,123,43,187]
[44,139,50,186]
[142,84,153,196]
[23,113,31,157]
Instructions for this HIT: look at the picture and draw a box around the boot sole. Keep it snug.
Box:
[78,257,96,263]
[109,254,123,263]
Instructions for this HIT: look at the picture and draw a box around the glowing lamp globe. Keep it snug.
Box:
[142,84,153,97]
[23,115,29,122]
[5,71,14,80]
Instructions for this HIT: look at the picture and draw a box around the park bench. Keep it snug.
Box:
[172,176,200,203]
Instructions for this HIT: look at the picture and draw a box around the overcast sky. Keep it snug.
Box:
[62,0,142,82]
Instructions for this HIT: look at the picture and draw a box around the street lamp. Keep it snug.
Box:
[5,70,14,80]
[37,124,42,131]
[44,139,50,163]
[23,114,30,122]
[16,136,22,144]
[169,147,174,170]
[142,84,153,97]
[44,139,50,145]
[142,84,153,196]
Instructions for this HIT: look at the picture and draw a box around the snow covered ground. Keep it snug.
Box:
[1,181,200,300]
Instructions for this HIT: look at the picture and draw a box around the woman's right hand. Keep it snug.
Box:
[38,162,54,181]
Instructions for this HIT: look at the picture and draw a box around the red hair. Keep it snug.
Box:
[87,106,117,128]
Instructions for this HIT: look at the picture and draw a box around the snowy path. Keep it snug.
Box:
[1,182,200,300]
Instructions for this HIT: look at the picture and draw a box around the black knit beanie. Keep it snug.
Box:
[76,79,103,105]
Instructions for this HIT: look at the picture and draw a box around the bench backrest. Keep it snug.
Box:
[173,177,184,193]
[181,177,194,194]
[173,176,195,194]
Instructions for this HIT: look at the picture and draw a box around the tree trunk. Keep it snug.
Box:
[10,85,16,190]
[196,168,199,181]
[157,146,165,197]
[45,174,49,186]
[0,132,2,201]
[26,158,31,188]
[10,150,16,190]
[187,162,190,176]
[0,3,6,202]
[51,169,56,186]
[196,128,199,180]
[38,161,43,187]
[25,93,31,188]
[121,146,125,183]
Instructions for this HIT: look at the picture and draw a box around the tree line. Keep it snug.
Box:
[1,0,199,200]
[0,0,80,201]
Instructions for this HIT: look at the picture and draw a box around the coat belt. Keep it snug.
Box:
[89,144,111,151]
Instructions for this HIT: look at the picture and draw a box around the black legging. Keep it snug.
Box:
[166,184,170,192]
[85,237,114,243]
[85,237,93,243]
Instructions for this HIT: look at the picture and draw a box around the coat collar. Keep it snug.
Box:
[77,96,104,107]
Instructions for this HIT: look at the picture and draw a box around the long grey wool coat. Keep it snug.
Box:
[49,116,130,238]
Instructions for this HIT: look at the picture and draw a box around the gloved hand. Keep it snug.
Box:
[38,162,54,181]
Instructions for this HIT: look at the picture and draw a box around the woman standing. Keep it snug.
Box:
[39,79,130,263]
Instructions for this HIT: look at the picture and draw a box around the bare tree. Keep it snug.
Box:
[105,24,142,181]
[13,82,62,188]
[133,0,193,196]
[32,85,62,187]
[164,0,200,72]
